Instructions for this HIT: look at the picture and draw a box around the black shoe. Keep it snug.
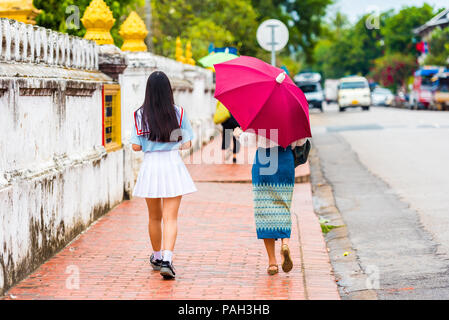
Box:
[150,254,163,271]
[160,261,176,279]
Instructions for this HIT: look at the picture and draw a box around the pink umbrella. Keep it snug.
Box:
[214,56,311,148]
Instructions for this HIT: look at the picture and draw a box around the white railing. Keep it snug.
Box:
[0,18,98,71]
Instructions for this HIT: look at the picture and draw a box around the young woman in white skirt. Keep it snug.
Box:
[130,71,197,279]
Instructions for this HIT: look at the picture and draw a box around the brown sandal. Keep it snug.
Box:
[267,264,279,275]
[281,244,293,273]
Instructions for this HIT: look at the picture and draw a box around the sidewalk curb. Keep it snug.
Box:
[292,182,341,300]
[309,148,378,300]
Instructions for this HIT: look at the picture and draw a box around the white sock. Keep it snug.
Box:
[153,251,162,260]
[163,250,173,263]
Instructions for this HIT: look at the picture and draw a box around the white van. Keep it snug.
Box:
[337,76,371,112]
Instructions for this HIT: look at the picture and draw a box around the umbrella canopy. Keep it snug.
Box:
[199,52,239,68]
[214,56,311,148]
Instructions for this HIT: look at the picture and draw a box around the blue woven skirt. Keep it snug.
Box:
[252,146,295,240]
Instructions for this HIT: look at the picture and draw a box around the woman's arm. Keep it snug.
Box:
[291,138,308,148]
[132,144,142,151]
[180,141,192,150]
[234,128,257,147]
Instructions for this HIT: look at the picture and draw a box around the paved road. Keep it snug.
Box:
[310,104,449,299]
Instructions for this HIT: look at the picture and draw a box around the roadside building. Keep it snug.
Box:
[414,9,449,65]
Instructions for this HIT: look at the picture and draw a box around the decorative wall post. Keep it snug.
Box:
[81,0,115,45]
[185,41,195,65]
[0,0,40,25]
[119,11,148,52]
[175,37,185,63]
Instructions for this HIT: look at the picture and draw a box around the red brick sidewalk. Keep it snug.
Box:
[2,141,339,300]
[185,136,310,183]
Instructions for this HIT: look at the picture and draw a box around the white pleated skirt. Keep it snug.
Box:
[133,150,197,198]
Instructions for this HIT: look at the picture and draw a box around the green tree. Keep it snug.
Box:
[312,12,385,79]
[283,0,333,64]
[312,5,439,81]
[381,4,435,54]
[323,11,350,40]
[279,54,302,76]
[370,53,417,91]
[186,21,235,60]
[33,0,144,47]
[152,0,261,60]
[424,27,449,66]
[252,0,333,64]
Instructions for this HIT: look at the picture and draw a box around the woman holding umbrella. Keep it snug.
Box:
[233,129,307,275]
[215,56,311,275]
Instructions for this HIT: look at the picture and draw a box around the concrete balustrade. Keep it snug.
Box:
[0,18,98,70]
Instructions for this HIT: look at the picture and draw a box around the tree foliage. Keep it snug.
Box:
[282,0,333,64]
[424,27,449,66]
[312,4,438,86]
[33,0,144,47]
[381,4,435,54]
[251,0,332,64]
[151,0,261,60]
[32,0,332,67]
[370,53,417,91]
[313,12,385,79]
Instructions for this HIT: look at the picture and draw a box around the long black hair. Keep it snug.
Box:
[139,71,181,142]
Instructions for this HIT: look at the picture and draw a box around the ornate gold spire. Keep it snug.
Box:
[81,0,115,45]
[0,0,41,25]
[175,37,185,63]
[119,11,148,52]
[185,41,195,65]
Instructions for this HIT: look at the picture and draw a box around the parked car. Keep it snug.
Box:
[294,72,321,83]
[324,79,339,103]
[296,81,325,112]
[337,76,371,112]
[371,87,394,106]
[431,71,449,111]
[410,66,444,109]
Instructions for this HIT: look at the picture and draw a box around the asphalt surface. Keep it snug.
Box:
[310,104,449,299]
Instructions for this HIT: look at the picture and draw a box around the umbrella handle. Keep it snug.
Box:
[276,72,286,84]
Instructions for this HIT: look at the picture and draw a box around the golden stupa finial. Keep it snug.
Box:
[185,41,195,65]
[175,37,185,63]
[119,11,148,52]
[0,0,41,25]
[81,0,115,45]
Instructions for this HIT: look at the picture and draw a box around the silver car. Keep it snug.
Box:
[296,82,324,112]
[371,87,394,106]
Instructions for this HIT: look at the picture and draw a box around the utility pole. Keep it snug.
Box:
[145,0,153,52]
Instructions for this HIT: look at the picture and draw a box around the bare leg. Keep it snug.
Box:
[145,198,163,252]
[162,196,182,252]
[263,239,278,272]
[221,150,227,164]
